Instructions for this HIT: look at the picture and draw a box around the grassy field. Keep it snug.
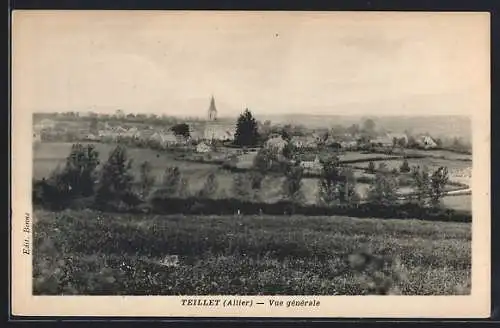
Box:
[33,209,471,296]
[442,195,472,212]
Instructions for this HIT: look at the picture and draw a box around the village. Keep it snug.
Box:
[33,96,451,170]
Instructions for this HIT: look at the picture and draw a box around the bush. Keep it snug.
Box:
[400,159,411,173]
[367,161,376,173]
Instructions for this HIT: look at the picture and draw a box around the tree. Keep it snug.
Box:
[231,173,252,200]
[367,161,376,174]
[407,136,417,148]
[178,177,190,198]
[170,123,191,138]
[282,161,305,208]
[198,172,219,198]
[429,166,449,208]
[337,167,358,204]
[317,156,342,206]
[159,166,183,197]
[234,108,260,147]
[410,166,431,206]
[400,159,411,173]
[258,120,273,140]
[367,172,399,206]
[61,143,100,197]
[362,119,376,136]
[253,147,278,173]
[139,161,156,199]
[278,124,293,141]
[397,137,407,149]
[282,142,297,160]
[95,145,135,208]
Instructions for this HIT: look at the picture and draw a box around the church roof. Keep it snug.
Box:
[208,96,217,114]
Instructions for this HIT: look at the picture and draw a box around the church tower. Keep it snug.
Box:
[208,95,217,121]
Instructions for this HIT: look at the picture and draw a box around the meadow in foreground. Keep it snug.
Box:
[33,209,471,296]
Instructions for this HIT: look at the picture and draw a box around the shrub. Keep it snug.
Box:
[367,161,375,173]
[231,173,252,201]
[281,161,305,212]
[366,172,399,206]
[197,172,219,199]
[138,161,155,200]
[410,166,431,207]
[348,250,407,295]
[430,166,449,208]
[317,156,342,206]
[400,159,411,173]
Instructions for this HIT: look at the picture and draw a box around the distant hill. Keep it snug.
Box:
[255,114,471,141]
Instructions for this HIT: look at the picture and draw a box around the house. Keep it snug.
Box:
[204,123,236,141]
[85,133,99,141]
[265,135,288,153]
[196,142,213,153]
[387,133,408,146]
[370,132,407,148]
[340,140,357,150]
[123,127,140,139]
[149,131,178,148]
[114,126,128,136]
[291,136,318,149]
[299,155,322,171]
[416,135,438,149]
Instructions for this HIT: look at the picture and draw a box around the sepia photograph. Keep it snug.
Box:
[11,10,490,317]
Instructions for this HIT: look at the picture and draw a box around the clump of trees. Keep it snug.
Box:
[231,173,253,201]
[317,157,358,206]
[400,159,411,173]
[197,172,219,199]
[95,145,139,210]
[234,109,260,147]
[366,171,399,206]
[34,139,454,217]
[170,123,191,138]
[154,166,190,198]
[33,144,100,209]
[138,161,155,200]
[282,161,305,213]
[367,161,376,174]
[409,165,449,208]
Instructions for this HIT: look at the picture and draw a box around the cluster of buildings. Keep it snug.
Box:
[33,96,439,157]
[263,130,438,154]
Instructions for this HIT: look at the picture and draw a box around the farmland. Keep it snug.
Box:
[33,209,471,295]
[33,142,472,210]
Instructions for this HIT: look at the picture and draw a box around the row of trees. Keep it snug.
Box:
[35,141,450,213]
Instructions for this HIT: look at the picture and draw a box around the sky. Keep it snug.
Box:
[13,11,489,118]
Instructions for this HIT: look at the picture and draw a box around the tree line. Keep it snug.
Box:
[34,142,452,218]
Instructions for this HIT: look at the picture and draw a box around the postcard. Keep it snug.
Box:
[11,10,491,318]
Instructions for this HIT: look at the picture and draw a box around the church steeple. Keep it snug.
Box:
[208,95,217,121]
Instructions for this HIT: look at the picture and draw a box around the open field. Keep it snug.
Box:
[33,209,471,295]
[33,142,472,210]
